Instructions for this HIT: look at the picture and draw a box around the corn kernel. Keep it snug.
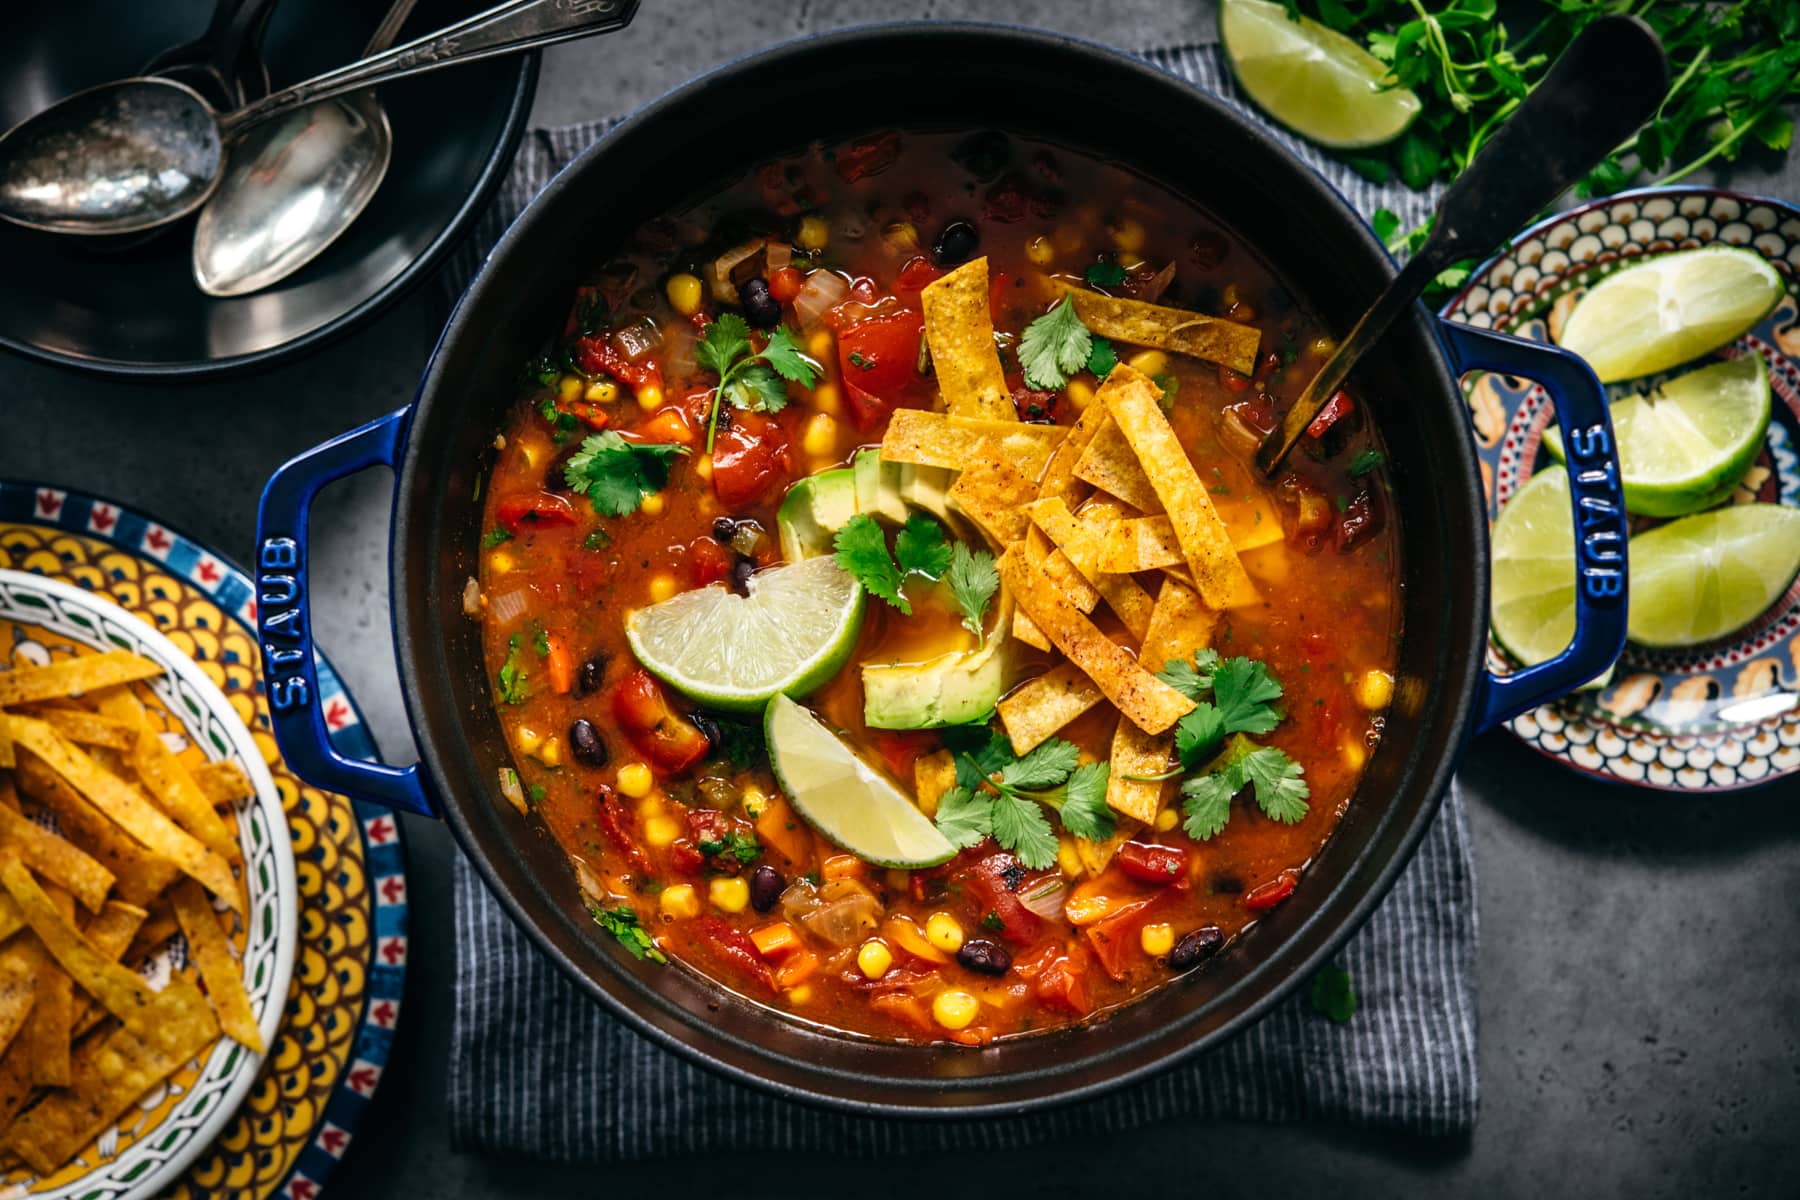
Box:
[636,794,662,819]
[857,939,894,980]
[635,382,664,412]
[1053,224,1083,253]
[665,272,703,317]
[644,815,681,847]
[584,379,619,403]
[660,883,700,919]
[1065,379,1096,411]
[534,736,563,768]
[709,876,750,913]
[807,329,834,360]
[648,574,678,603]
[617,763,653,798]
[1026,235,1055,266]
[1056,837,1082,878]
[514,726,543,755]
[884,222,919,251]
[1343,738,1368,771]
[1127,350,1169,377]
[740,786,768,818]
[802,412,839,457]
[932,990,979,1030]
[553,374,579,403]
[925,911,964,954]
[1140,923,1175,957]
[1356,669,1395,711]
[786,984,814,1005]
[1155,807,1180,832]
[1110,217,1146,253]
[698,494,720,519]
[797,215,829,251]
[1309,335,1338,357]
[693,453,714,482]
[487,550,515,575]
[810,381,841,417]
[640,492,666,517]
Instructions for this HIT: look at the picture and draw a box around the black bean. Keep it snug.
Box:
[574,653,608,697]
[568,719,608,767]
[931,220,980,267]
[711,516,739,544]
[956,938,1012,976]
[741,276,781,328]
[729,556,756,596]
[749,865,785,913]
[1168,926,1225,972]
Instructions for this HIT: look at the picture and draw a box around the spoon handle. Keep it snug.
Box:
[218,0,639,136]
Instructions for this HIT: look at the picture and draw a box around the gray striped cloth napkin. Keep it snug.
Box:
[443,44,1477,1161]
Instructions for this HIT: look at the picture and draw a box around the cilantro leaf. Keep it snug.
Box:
[948,729,1015,790]
[894,513,952,578]
[1371,207,1401,246]
[722,360,790,414]
[532,626,550,657]
[1309,964,1357,1024]
[1348,449,1386,477]
[564,431,687,517]
[1159,648,1223,701]
[1084,262,1127,287]
[934,785,992,848]
[945,542,998,643]
[1241,747,1310,824]
[497,634,528,705]
[1018,296,1093,390]
[483,528,513,548]
[758,325,814,383]
[696,312,752,377]
[698,316,817,449]
[588,902,666,963]
[989,793,1059,870]
[701,830,762,866]
[1180,767,1239,841]
[1086,336,1117,378]
[1174,704,1227,768]
[999,737,1080,791]
[1057,762,1114,842]
[833,514,909,614]
[1212,657,1284,736]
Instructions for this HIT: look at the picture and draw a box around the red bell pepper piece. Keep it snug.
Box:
[611,669,709,774]
[594,783,652,877]
[1243,869,1299,913]
[1116,841,1187,886]
[692,915,776,991]
[1306,389,1355,439]
[495,492,577,534]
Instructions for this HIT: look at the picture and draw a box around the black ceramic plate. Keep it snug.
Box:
[0,0,537,379]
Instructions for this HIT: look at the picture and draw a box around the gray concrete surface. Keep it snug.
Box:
[2,2,1798,1196]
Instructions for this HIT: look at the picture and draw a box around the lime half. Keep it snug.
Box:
[1544,354,1771,517]
[765,694,955,869]
[1558,247,1783,383]
[625,555,864,713]
[1627,504,1800,648]
[1221,0,1421,149]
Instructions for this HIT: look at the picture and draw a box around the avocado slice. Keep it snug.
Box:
[863,637,1009,730]
[898,464,956,522]
[776,468,858,560]
[853,447,909,525]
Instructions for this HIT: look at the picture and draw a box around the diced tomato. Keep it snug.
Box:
[1306,390,1355,439]
[989,270,1015,325]
[1254,349,1284,384]
[561,286,601,338]
[866,729,936,782]
[543,633,576,695]
[574,336,663,393]
[835,131,902,182]
[1243,870,1298,913]
[711,408,791,507]
[1218,365,1252,392]
[1010,384,1058,424]
[640,406,693,446]
[869,991,936,1034]
[893,255,942,298]
[495,492,577,534]
[1116,841,1187,886]
[1035,952,1093,1016]
[1227,393,1277,436]
[594,783,652,876]
[687,808,727,847]
[685,535,734,587]
[668,840,705,875]
[961,852,1042,946]
[548,393,609,431]
[982,174,1030,224]
[837,310,925,429]
[691,915,776,991]
[1337,488,1383,551]
[1084,892,1171,981]
[768,266,804,304]
[611,669,709,774]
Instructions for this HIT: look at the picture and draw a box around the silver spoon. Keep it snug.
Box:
[144,0,279,111]
[192,0,419,296]
[0,0,639,237]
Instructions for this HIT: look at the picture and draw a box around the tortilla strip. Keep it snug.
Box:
[1026,529,1099,614]
[0,895,21,944]
[1054,281,1261,375]
[921,258,1014,420]
[6,720,239,911]
[65,901,147,1039]
[947,439,1034,547]
[170,879,262,1052]
[912,750,958,819]
[1025,497,1156,642]
[996,547,1194,735]
[881,409,1065,481]
[1073,414,1162,512]
[1099,504,1286,574]
[1102,366,1260,610]
[1036,400,1108,502]
[19,887,74,1087]
[0,652,162,708]
[123,905,180,970]
[92,684,147,731]
[1010,611,1051,652]
[996,662,1106,756]
[0,804,115,913]
[0,709,12,771]
[24,709,138,751]
[12,754,183,908]
[131,729,239,863]
[193,761,254,809]
[1106,578,1221,822]
[0,942,37,1061]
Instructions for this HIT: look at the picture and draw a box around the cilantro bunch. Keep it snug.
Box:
[696,313,817,451]
[1155,649,1311,840]
[563,431,687,517]
[934,732,1114,870]
[833,512,998,638]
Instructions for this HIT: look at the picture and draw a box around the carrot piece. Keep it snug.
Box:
[774,948,818,989]
[754,795,814,868]
[544,635,575,696]
[749,922,801,960]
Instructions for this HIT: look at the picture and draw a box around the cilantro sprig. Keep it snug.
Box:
[945,541,999,645]
[564,431,687,517]
[934,732,1114,869]
[1018,296,1093,391]
[832,512,966,616]
[696,313,818,452]
[587,902,666,963]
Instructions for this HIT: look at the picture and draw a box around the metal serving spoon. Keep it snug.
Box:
[192,0,420,297]
[1255,14,1671,477]
[143,0,279,111]
[0,0,639,237]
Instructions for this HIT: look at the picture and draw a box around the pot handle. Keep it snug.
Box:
[255,408,436,817]
[1437,321,1628,732]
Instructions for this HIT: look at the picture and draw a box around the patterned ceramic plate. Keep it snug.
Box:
[1444,186,1800,792]
[0,570,297,1197]
[0,484,407,1200]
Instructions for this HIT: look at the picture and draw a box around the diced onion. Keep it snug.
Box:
[573,858,607,904]
[1017,874,1068,920]
[462,576,484,620]
[664,322,697,380]
[800,893,883,947]
[488,587,528,627]
[612,317,663,363]
[1144,261,1177,304]
[730,523,764,557]
[793,269,850,331]
[766,241,793,271]
[498,767,527,815]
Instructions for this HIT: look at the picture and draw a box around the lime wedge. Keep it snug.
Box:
[1543,354,1771,517]
[625,555,864,713]
[764,694,955,869]
[1220,0,1421,149]
[1558,247,1783,383]
[1627,504,1800,648]
[1490,466,1580,667]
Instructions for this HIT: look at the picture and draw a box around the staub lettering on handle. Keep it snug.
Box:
[1563,422,1626,602]
[258,536,310,711]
